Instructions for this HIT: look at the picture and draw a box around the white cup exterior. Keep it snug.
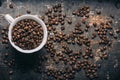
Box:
[5,14,47,53]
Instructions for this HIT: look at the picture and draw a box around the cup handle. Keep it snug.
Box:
[5,14,14,24]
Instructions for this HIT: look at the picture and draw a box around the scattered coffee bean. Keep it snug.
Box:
[96,10,101,15]
[9,3,14,9]
[9,70,13,75]
[26,10,31,14]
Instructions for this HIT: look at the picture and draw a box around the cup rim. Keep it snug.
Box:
[8,14,47,53]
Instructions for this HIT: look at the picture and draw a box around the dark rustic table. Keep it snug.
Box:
[0,0,120,80]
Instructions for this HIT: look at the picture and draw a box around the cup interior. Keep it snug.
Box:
[8,15,47,53]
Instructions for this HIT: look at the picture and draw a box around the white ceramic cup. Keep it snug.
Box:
[5,14,48,53]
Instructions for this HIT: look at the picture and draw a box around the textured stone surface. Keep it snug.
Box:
[0,0,120,80]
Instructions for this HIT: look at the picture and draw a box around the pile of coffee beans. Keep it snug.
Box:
[12,19,43,50]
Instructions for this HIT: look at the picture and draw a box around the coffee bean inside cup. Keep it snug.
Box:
[12,19,43,50]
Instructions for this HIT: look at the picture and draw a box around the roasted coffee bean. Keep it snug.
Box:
[95,28,99,31]
[116,29,120,33]
[5,45,9,49]
[62,13,66,18]
[1,30,5,34]
[103,53,108,59]
[85,14,89,18]
[2,39,8,44]
[113,34,117,39]
[109,31,113,36]
[96,10,101,15]
[91,33,96,39]
[9,77,12,80]
[4,53,9,57]
[86,73,90,77]
[89,53,93,58]
[67,18,72,24]
[84,55,89,59]
[76,11,80,16]
[86,24,90,28]
[4,60,8,64]
[61,21,65,25]
[82,19,86,24]
[58,8,62,12]
[54,8,57,12]
[97,64,101,68]
[103,46,107,50]
[58,3,61,8]
[54,21,59,25]
[93,72,98,78]
[72,11,77,15]
[26,10,31,14]
[48,8,52,13]
[108,41,112,46]
[93,23,97,27]
[8,62,12,67]
[108,20,113,24]
[109,14,114,19]
[85,28,88,32]
[9,3,14,9]
[40,16,45,21]
[9,70,13,75]
[75,23,81,27]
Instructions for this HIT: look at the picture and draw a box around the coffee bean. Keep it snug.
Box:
[109,14,114,19]
[84,55,89,59]
[97,64,101,68]
[26,10,31,14]
[116,29,120,33]
[113,34,117,39]
[9,77,12,80]
[85,28,88,32]
[8,62,12,67]
[93,72,98,78]
[4,60,8,64]
[67,18,72,24]
[4,53,9,57]
[58,8,62,13]
[109,31,113,36]
[1,30,5,34]
[96,10,101,15]
[9,3,13,9]
[61,21,65,25]
[103,53,108,59]
[9,70,13,75]
[72,11,77,15]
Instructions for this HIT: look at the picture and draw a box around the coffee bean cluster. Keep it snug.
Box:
[1,29,16,80]
[72,6,90,17]
[43,4,120,80]
[1,26,9,44]
[12,19,43,50]
[45,3,66,28]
